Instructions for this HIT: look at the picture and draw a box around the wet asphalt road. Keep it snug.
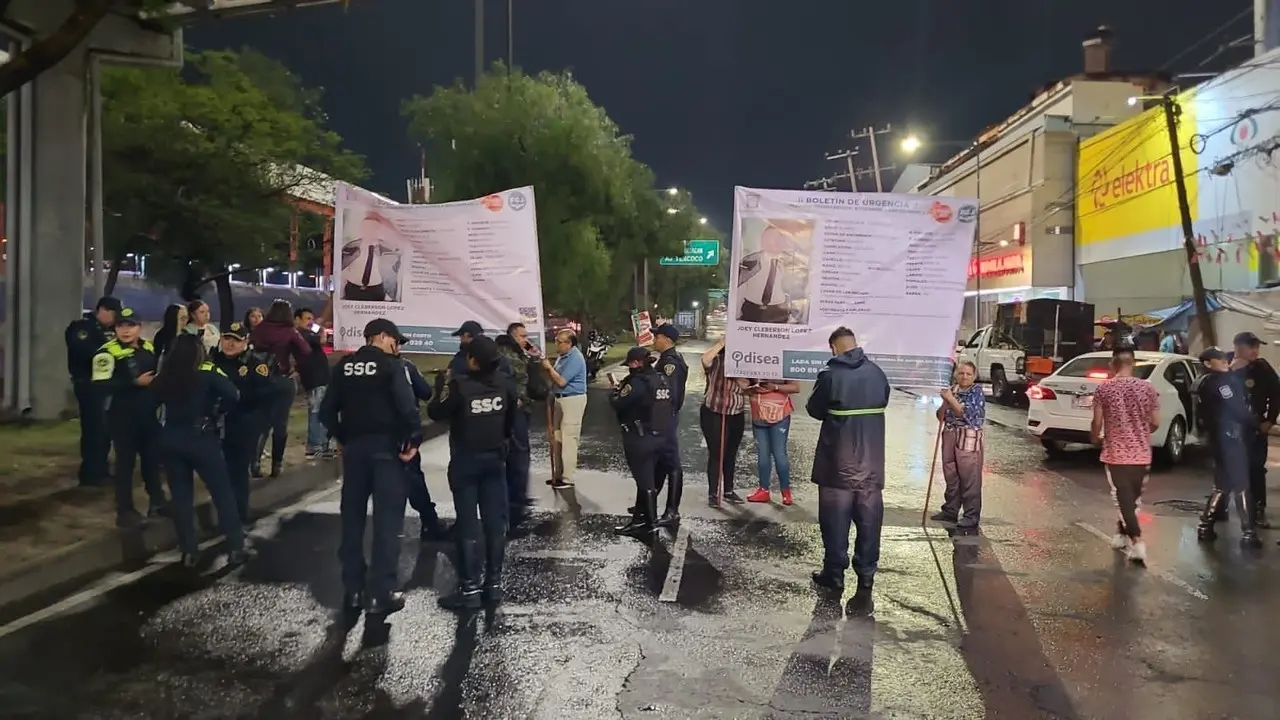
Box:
[3,348,1280,718]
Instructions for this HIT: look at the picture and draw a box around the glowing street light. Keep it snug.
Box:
[699,217,708,225]
[666,207,678,214]
[900,135,923,154]
[666,187,679,197]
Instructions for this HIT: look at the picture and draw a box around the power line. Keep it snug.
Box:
[1158,5,1251,71]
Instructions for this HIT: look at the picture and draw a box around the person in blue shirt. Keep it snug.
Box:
[930,360,986,532]
[541,329,588,488]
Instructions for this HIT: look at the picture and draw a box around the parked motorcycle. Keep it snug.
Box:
[585,330,613,380]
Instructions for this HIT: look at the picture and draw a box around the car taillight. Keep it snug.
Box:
[1086,371,1110,379]
[1027,385,1057,401]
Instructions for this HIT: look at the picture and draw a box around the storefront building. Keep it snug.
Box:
[905,29,1164,339]
[1076,47,1280,319]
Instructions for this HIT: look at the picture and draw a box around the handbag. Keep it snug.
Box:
[751,388,793,425]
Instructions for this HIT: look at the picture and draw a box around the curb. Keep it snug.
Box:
[0,420,449,620]
[892,386,1021,430]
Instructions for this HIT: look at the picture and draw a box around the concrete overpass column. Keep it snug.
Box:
[5,46,88,419]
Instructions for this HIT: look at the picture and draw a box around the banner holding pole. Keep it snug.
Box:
[726,186,976,386]
[332,183,546,354]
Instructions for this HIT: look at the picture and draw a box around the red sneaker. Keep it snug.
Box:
[747,488,771,503]
[781,489,793,506]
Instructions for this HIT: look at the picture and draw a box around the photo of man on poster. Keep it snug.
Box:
[736,218,813,325]
[340,210,406,303]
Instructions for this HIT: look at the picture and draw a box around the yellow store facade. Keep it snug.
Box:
[1076,48,1280,318]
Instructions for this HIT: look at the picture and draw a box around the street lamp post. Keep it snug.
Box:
[901,135,984,328]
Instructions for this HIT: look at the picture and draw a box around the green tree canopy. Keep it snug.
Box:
[403,64,718,327]
[101,48,366,318]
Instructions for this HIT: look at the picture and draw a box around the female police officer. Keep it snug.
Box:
[610,346,673,536]
[151,334,249,569]
[428,335,518,611]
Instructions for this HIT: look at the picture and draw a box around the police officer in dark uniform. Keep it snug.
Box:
[152,333,250,567]
[66,296,120,487]
[399,351,448,540]
[92,308,169,528]
[610,346,673,536]
[320,318,423,617]
[1194,347,1261,547]
[428,335,517,610]
[1231,331,1280,528]
[650,324,688,527]
[210,322,273,524]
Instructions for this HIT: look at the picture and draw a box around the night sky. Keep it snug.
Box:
[189,0,1253,229]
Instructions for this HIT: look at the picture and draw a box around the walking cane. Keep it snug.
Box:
[920,418,944,527]
[717,373,730,505]
[546,394,559,481]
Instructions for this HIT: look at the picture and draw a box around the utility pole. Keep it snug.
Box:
[1163,97,1217,347]
[507,0,514,66]
[825,149,859,192]
[851,125,895,192]
[474,0,484,86]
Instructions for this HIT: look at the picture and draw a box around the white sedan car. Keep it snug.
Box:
[1026,351,1205,464]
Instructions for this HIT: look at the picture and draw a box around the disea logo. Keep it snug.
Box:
[957,205,977,223]
[731,350,780,366]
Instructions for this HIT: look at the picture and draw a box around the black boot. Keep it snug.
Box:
[1255,504,1271,529]
[1238,492,1263,548]
[615,491,658,536]
[1197,490,1225,542]
[482,534,508,606]
[269,458,282,479]
[366,591,406,616]
[656,469,684,528]
[846,581,875,617]
[439,539,483,611]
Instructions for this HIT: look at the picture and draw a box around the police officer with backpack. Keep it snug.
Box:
[610,346,673,536]
[320,318,423,617]
[428,335,518,611]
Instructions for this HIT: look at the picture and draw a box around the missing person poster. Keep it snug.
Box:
[726,186,976,386]
[332,183,546,353]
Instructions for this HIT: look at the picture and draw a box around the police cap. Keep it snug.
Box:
[1199,347,1228,363]
[115,308,140,326]
[466,335,500,370]
[654,324,680,342]
[222,322,249,340]
[1233,331,1263,347]
[625,346,652,365]
[452,320,484,338]
[364,318,408,344]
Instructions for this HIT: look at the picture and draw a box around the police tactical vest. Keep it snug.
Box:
[648,373,674,433]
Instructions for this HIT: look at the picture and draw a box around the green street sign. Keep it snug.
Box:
[659,239,721,267]
[707,288,727,300]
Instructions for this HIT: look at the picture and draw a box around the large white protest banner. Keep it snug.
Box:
[332,183,545,353]
[726,186,976,386]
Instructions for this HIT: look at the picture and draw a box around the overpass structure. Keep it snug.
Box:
[2,0,343,419]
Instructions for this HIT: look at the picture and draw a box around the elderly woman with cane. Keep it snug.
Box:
[930,360,986,532]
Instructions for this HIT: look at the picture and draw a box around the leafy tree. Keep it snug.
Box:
[404,64,716,327]
[0,0,173,99]
[100,49,365,320]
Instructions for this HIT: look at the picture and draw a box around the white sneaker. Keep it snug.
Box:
[1127,540,1147,564]
[1110,534,1129,550]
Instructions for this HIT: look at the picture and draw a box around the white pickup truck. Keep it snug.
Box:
[956,325,1028,402]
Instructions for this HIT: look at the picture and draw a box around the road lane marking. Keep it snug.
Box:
[1075,521,1209,601]
[0,484,343,641]
[659,525,691,603]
